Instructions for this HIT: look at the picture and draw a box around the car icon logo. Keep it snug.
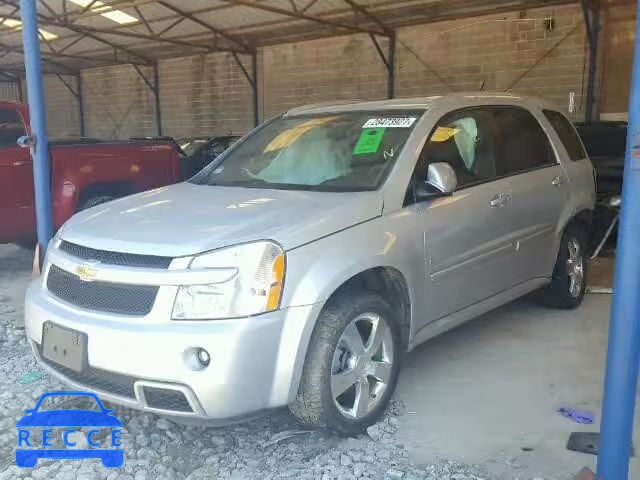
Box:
[16,391,124,468]
[75,262,99,282]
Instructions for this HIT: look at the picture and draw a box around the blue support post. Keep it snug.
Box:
[596,3,640,479]
[20,0,53,254]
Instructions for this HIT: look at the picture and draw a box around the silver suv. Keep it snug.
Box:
[25,94,595,434]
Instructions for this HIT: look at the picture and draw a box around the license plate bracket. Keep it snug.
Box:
[41,322,87,373]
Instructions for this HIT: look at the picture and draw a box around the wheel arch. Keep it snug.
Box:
[566,208,593,233]
[286,265,413,403]
[321,266,412,352]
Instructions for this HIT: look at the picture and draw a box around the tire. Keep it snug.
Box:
[536,224,588,309]
[289,291,402,436]
[76,195,115,212]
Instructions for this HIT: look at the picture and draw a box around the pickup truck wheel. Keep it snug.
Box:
[77,195,115,212]
[290,291,401,435]
[536,224,587,309]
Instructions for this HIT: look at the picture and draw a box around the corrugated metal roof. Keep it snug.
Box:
[0,0,578,73]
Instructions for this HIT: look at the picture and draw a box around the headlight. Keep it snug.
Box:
[172,241,285,320]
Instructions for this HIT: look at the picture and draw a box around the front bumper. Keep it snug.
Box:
[25,279,321,420]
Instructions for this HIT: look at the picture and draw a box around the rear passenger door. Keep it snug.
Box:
[490,106,570,282]
[543,110,596,211]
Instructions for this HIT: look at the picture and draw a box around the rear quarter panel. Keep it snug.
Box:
[50,142,179,227]
[531,107,596,260]
[533,109,597,225]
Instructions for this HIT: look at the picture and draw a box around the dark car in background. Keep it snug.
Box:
[575,121,627,195]
[575,121,628,253]
[177,135,241,178]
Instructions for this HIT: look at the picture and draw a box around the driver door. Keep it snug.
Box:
[414,107,521,322]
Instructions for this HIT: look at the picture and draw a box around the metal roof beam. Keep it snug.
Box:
[156,1,253,52]
[0,9,243,56]
[133,5,154,35]
[343,0,393,36]
[55,73,80,98]
[0,0,152,63]
[0,41,77,73]
[222,0,387,36]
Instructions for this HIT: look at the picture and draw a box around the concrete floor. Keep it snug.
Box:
[395,292,640,479]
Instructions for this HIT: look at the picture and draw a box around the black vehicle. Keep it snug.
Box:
[575,121,627,195]
[177,135,241,178]
[575,121,627,254]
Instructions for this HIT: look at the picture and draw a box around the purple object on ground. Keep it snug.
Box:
[558,406,595,424]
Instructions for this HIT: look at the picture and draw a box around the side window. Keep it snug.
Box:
[543,109,588,161]
[0,108,26,148]
[418,108,498,189]
[491,107,556,176]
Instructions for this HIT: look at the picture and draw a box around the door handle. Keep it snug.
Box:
[552,175,567,186]
[12,160,27,167]
[489,193,511,208]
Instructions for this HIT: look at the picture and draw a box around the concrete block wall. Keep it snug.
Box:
[396,5,588,118]
[42,75,82,138]
[6,2,633,139]
[81,64,158,140]
[158,52,254,138]
[600,2,636,118]
[260,33,390,118]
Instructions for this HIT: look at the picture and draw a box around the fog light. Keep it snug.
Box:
[196,348,210,367]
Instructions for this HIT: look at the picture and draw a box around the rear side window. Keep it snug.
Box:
[543,110,587,161]
[491,106,556,175]
[0,108,26,148]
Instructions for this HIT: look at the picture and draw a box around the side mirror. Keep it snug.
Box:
[415,162,457,201]
[426,162,457,194]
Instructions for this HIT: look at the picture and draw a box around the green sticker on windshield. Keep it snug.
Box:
[353,128,385,155]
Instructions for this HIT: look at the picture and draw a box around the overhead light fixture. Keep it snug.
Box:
[0,18,58,40]
[99,10,138,25]
[39,30,59,41]
[68,0,138,25]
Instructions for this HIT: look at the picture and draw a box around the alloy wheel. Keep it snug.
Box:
[567,237,584,298]
[330,313,394,419]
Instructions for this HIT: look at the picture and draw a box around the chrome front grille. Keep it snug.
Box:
[59,240,172,269]
[46,264,158,316]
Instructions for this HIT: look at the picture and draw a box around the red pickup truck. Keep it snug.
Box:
[0,102,184,245]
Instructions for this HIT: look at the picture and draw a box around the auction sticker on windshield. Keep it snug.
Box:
[15,391,124,468]
[362,117,416,128]
[353,128,386,155]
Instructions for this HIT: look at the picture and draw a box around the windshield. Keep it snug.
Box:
[190,111,423,191]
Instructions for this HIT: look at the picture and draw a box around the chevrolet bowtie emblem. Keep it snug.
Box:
[76,262,99,281]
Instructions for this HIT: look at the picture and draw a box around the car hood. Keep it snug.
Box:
[61,183,383,257]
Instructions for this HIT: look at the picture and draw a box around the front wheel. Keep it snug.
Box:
[536,224,588,309]
[289,291,401,435]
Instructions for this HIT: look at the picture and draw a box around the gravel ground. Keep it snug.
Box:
[0,245,491,480]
